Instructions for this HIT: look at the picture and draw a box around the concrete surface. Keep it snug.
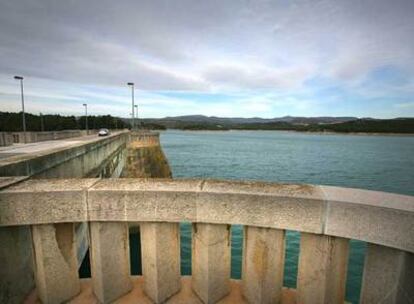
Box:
[297,233,349,304]
[242,226,285,304]
[1,178,413,254]
[31,223,80,304]
[360,244,414,304]
[192,223,231,304]
[140,223,181,303]
[0,130,128,177]
[24,276,299,304]
[89,222,132,303]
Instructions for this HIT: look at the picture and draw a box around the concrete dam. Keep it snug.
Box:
[0,130,413,304]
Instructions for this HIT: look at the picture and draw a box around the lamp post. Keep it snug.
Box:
[134,104,138,128]
[83,103,88,134]
[14,76,26,143]
[40,112,44,132]
[127,82,135,130]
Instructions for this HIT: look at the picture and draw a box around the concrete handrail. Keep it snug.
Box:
[1,178,413,253]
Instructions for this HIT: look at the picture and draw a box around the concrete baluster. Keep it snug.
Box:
[192,223,231,304]
[360,244,414,303]
[31,223,80,304]
[242,226,285,304]
[297,233,349,304]
[0,226,34,304]
[140,222,181,303]
[89,222,132,303]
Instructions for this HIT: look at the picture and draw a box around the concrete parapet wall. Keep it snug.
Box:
[0,131,129,178]
[7,129,111,144]
[1,178,413,253]
[0,133,13,146]
[1,178,413,303]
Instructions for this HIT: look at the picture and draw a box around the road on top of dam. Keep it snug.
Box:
[0,131,125,160]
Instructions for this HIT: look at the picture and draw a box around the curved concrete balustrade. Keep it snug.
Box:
[1,178,413,303]
[1,178,413,253]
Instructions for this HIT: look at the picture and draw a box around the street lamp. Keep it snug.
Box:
[14,76,26,143]
[83,103,88,133]
[134,105,138,128]
[40,112,44,132]
[127,82,135,130]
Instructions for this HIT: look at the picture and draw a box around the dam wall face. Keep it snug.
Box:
[121,131,172,178]
[0,131,129,178]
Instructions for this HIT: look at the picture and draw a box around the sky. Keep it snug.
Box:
[1,0,414,119]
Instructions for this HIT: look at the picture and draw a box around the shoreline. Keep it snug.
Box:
[161,129,414,137]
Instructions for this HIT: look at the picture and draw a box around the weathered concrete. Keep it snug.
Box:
[1,179,414,303]
[0,176,28,190]
[0,132,13,146]
[242,226,285,304]
[192,223,231,304]
[31,223,80,303]
[121,131,171,178]
[140,222,181,303]
[89,222,132,303]
[322,185,414,253]
[87,179,327,234]
[120,131,177,303]
[5,129,104,144]
[297,233,349,304]
[87,178,200,223]
[2,179,414,255]
[25,276,299,303]
[0,226,34,304]
[0,178,97,226]
[360,244,414,304]
[0,130,128,177]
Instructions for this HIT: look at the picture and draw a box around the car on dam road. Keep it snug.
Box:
[98,128,110,136]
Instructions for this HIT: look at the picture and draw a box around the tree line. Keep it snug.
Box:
[155,118,414,133]
[0,112,130,132]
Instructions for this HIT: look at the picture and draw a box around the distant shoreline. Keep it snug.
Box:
[162,129,414,137]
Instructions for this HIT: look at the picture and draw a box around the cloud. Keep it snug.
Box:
[0,0,414,117]
[203,63,315,90]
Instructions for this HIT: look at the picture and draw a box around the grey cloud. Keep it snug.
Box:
[203,63,314,90]
[0,0,414,91]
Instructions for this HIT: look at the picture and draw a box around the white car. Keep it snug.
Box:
[98,128,110,136]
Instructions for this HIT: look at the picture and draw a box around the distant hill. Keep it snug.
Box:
[135,115,358,129]
[2,111,412,134]
[132,116,414,134]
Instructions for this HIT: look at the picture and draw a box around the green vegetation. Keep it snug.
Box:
[300,119,414,134]
[0,111,130,131]
[147,118,414,134]
[1,111,413,134]
[235,118,414,133]
[182,124,229,131]
[139,122,167,130]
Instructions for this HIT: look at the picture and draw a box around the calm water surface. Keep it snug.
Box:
[160,130,414,304]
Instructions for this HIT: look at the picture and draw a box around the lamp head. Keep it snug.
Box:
[127,82,134,86]
[14,76,23,80]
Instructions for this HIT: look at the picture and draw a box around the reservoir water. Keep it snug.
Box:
[160,130,414,304]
